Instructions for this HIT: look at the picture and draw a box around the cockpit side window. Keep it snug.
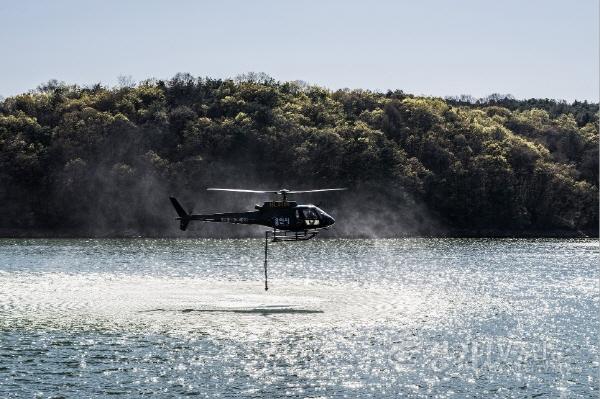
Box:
[302,208,318,219]
[301,207,320,226]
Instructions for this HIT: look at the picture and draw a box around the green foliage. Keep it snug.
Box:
[0,75,597,235]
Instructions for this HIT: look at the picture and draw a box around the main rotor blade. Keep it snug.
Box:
[286,188,347,194]
[206,188,279,194]
[207,188,348,195]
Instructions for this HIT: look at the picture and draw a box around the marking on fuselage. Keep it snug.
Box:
[274,217,290,227]
[221,217,249,223]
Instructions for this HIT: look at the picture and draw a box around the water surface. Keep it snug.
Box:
[0,238,597,397]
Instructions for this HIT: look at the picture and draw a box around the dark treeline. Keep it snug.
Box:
[0,73,598,237]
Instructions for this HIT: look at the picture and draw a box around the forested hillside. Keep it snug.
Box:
[0,74,597,236]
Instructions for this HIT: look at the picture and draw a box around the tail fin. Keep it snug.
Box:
[170,197,191,231]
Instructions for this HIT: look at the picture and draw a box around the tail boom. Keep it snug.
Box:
[189,212,259,225]
[170,197,259,231]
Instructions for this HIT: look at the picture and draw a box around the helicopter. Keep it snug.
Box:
[169,188,346,240]
[169,188,346,290]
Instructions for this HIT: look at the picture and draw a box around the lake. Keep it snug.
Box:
[0,238,597,397]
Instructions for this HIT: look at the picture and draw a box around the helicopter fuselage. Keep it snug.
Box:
[181,200,335,231]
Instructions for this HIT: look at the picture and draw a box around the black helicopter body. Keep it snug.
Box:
[169,188,343,233]
[170,198,335,232]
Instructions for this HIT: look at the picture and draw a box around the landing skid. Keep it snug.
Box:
[263,229,320,291]
[268,229,319,242]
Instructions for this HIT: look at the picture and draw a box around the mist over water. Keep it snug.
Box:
[0,238,597,397]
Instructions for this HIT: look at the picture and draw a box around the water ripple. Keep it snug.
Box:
[0,238,597,398]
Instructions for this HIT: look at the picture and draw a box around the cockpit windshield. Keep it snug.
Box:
[302,208,319,220]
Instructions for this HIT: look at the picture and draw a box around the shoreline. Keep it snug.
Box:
[0,229,597,239]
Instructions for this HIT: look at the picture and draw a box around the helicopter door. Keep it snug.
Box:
[302,208,320,227]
